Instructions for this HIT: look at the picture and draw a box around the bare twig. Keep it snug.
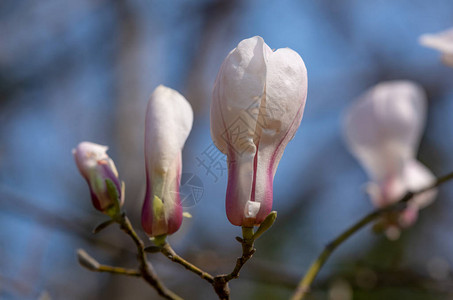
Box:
[78,249,141,276]
[96,264,141,276]
[116,214,183,300]
[212,227,256,300]
[158,227,257,300]
[78,213,182,300]
[160,243,214,283]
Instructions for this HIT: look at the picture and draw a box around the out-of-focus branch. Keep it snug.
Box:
[77,249,141,276]
[0,186,134,255]
[291,170,453,300]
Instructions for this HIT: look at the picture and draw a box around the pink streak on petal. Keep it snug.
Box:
[166,158,183,235]
[141,164,155,235]
[89,186,102,211]
[225,148,243,226]
[141,164,168,236]
[254,99,306,224]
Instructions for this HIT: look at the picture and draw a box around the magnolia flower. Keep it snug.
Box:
[142,85,193,237]
[73,142,124,215]
[419,28,453,67]
[211,36,308,227]
[343,81,437,237]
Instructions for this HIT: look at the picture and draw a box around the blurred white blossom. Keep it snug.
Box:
[343,81,437,237]
[420,28,453,67]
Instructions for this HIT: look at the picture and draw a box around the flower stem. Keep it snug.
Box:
[291,170,453,300]
[225,226,255,281]
[213,226,256,300]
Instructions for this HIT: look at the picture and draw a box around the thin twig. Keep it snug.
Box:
[96,264,142,276]
[117,214,183,300]
[160,243,214,283]
[78,215,184,300]
[78,248,141,277]
[291,170,453,300]
[158,228,257,300]
[158,227,258,300]
[212,227,256,300]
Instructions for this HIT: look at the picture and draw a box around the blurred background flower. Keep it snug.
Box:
[343,81,437,239]
[1,0,453,299]
[420,27,453,67]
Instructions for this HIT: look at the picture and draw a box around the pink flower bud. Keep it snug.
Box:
[142,85,193,237]
[211,36,308,227]
[73,142,124,215]
[344,81,437,230]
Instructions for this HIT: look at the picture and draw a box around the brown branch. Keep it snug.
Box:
[158,227,258,300]
[117,214,182,300]
[160,243,214,284]
[212,226,256,300]
[77,214,182,300]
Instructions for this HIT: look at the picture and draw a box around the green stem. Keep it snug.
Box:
[225,226,255,281]
[291,170,453,300]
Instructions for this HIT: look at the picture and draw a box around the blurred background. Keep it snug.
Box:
[1,0,453,299]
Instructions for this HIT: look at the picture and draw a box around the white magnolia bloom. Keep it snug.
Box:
[142,85,193,237]
[211,36,308,227]
[420,28,453,67]
[343,81,437,232]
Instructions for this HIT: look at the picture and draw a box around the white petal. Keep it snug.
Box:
[211,36,269,155]
[402,160,437,209]
[420,28,453,54]
[145,85,193,176]
[343,80,426,181]
[263,47,308,176]
[73,141,109,177]
[250,47,307,222]
[145,85,193,210]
